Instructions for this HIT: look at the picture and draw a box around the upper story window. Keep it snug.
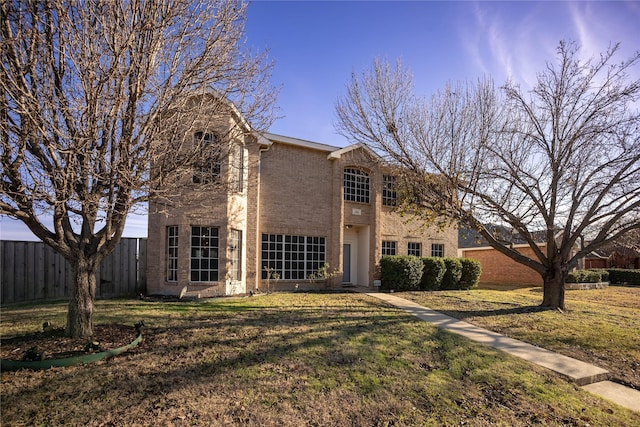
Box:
[233,143,244,193]
[193,131,221,184]
[382,175,397,206]
[344,168,370,204]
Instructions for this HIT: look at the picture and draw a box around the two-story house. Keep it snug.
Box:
[147,111,457,297]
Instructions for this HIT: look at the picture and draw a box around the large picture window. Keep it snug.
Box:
[190,226,219,282]
[344,168,370,204]
[261,234,326,280]
[166,226,178,282]
[193,131,221,184]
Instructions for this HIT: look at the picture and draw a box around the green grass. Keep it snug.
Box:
[400,285,640,390]
[2,292,639,426]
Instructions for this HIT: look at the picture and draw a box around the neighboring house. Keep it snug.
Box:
[459,226,571,287]
[460,244,544,286]
[147,113,457,297]
[584,245,640,269]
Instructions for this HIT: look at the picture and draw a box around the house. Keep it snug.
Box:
[146,113,457,297]
[459,244,544,286]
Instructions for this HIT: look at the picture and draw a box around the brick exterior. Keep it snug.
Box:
[147,120,458,296]
[461,245,544,286]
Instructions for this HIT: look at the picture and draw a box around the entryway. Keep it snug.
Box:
[343,226,370,287]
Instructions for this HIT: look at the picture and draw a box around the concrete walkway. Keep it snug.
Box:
[359,290,640,413]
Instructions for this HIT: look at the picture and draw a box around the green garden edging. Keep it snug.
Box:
[1,331,142,371]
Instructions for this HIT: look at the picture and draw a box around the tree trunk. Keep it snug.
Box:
[66,257,98,337]
[540,263,566,310]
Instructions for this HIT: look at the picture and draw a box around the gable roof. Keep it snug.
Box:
[327,142,382,161]
[258,132,384,164]
[260,132,341,152]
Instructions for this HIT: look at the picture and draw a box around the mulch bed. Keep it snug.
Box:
[0,324,139,361]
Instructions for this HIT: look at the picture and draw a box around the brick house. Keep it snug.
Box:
[460,244,544,286]
[147,114,457,297]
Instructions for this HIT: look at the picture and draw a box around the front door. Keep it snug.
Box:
[343,244,351,283]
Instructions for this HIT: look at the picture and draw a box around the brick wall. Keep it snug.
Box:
[461,245,543,286]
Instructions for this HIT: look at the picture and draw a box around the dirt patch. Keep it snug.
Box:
[1,324,139,361]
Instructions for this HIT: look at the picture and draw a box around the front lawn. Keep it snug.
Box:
[400,285,640,391]
[2,292,639,426]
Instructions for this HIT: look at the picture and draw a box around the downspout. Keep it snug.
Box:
[255,134,272,291]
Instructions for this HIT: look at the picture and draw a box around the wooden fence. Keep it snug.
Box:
[1,238,147,305]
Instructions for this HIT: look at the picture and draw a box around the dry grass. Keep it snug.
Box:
[400,285,640,390]
[2,292,639,426]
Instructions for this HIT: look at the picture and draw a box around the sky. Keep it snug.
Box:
[2,0,639,241]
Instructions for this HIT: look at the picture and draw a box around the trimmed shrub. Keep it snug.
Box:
[421,257,446,290]
[380,256,424,291]
[441,257,463,290]
[591,269,610,282]
[566,270,602,283]
[459,258,482,290]
[607,269,640,285]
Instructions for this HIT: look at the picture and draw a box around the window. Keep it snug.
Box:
[229,229,242,281]
[166,226,179,282]
[382,241,397,256]
[408,242,421,257]
[344,168,370,203]
[382,175,397,206]
[190,226,219,282]
[193,131,221,184]
[431,243,444,257]
[234,143,244,193]
[261,234,326,280]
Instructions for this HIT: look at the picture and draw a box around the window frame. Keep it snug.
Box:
[261,233,326,280]
[344,167,370,204]
[192,131,222,184]
[408,242,422,257]
[190,226,219,282]
[229,229,243,282]
[234,143,244,193]
[166,226,179,282]
[382,174,397,206]
[381,240,397,256]
[431,243,445,257]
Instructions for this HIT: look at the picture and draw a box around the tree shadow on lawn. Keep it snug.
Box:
[437,305,552,320]
[1,295,431,423]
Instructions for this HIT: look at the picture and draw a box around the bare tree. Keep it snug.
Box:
[1,0,277,336]
[336,41,640,309]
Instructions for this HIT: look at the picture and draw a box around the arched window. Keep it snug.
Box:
[344,168,370,203]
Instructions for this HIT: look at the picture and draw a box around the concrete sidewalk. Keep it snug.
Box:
[360,290,640,413]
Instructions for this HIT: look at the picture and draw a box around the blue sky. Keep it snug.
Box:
[2,0,639,241]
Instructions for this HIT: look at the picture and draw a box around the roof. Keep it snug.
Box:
[261,132,341,152]
[327,143,382,161]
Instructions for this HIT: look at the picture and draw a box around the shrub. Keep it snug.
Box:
[607,269,640,285]
[441,257,463,290]
[566,269,606,283]
[421,257,446,290]
[588,269,610,282]
[379,256,424,291]
[459,258,482,290]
